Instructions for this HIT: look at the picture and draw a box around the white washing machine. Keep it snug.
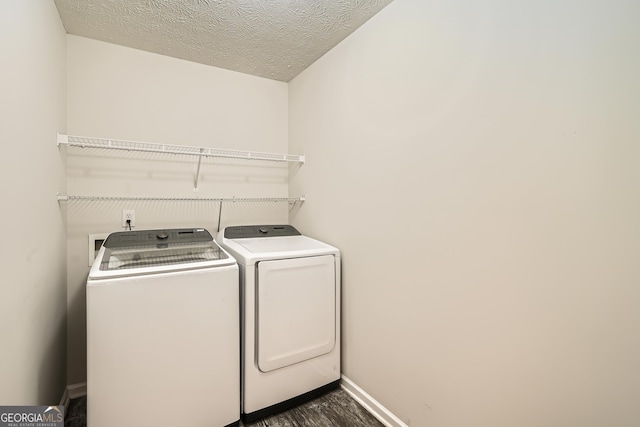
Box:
[218,225,341,422]
[87,228,239,427]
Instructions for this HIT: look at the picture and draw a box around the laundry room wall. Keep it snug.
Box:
[65,35,290,384]
[289,1,640,426]
[0,1,67,404]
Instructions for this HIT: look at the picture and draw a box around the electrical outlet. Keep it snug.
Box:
[122,209,136,228]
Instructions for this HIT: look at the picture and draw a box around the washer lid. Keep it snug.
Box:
[90,228,235,278]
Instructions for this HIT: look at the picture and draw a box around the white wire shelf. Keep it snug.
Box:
[58,132,304,191]
[57,194,305,203]
[57,133,305,164]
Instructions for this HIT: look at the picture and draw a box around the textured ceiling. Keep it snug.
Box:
[54,0,394,82]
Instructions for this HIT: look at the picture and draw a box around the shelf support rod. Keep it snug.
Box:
[217,201,223,233]
[194,148,204,191]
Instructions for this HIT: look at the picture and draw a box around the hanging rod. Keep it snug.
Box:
[57,133,305,164]
[57,194,305,203]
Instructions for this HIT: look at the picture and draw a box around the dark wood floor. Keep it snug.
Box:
[65,388,385,427]
[241,389,385,427]
[64,395,86,427]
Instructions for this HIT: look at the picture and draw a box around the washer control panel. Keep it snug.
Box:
[104,228,212,248]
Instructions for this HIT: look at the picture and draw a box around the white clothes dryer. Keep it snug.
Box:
[87,228,239,427]
[218,225,341,422]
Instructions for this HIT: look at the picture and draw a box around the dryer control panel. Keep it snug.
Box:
[224,225,301,239]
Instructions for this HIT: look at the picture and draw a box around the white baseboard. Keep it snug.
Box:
[59,387,69,408]
[59,382,87,408]
[341,375,408,427]
[68,382,87,399]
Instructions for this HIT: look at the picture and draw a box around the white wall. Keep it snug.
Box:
[65,35,290,383]
[289,1,640,426]
[0,1,67,404]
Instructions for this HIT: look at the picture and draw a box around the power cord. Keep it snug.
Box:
[126,219,132,231]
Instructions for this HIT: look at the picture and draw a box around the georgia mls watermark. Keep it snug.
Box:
[0,406,64,427]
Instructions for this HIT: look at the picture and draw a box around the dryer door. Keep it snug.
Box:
[256,255,336,373]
